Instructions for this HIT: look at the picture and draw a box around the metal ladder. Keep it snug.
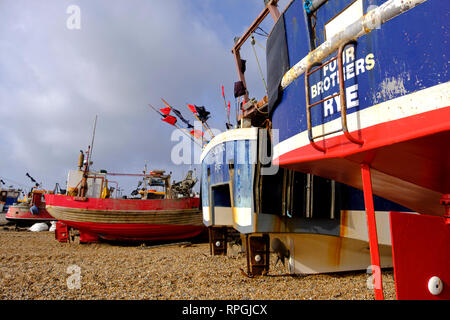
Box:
[304,40,364,153]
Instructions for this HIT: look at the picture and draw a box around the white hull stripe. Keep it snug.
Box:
[202,206,210,222]
[234,207,252,227]
[201,128,258,162]
[274,82,450,160]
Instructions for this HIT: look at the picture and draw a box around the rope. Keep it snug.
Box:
[250,36,268,94]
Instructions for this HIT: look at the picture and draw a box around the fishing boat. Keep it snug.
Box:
[5,189,56,226]
[0,187,21,212]
[5,173,58,226]
[204,0,448,299]
[201,127,413,274]
[45,150,205,243]
[266,0,449,300]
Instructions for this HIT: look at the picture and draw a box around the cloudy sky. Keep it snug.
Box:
[0,0,289,194]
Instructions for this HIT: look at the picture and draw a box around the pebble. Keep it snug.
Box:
[0,229,396,300]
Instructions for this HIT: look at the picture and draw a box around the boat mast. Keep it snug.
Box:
[79,115,98,198]
[90,115,98,164]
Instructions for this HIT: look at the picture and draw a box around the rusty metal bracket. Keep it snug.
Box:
[246,234,270,276]
[209,227,228,256]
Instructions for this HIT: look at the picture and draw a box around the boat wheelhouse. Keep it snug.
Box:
[45,149,205,243]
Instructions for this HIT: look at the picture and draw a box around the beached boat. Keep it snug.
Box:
[265,0,449,300]
[269,0,448,218]
[5,189,56,226]
[205,0,448,299]
[45,151,204,242]
[201,127,412,274]
[0,188,21,213]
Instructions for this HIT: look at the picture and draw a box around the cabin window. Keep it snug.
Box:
[258,168,339,220]
[259,168,284,215]
[212,184,232,208]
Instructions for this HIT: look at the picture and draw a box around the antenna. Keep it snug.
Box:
[90,115,98,164]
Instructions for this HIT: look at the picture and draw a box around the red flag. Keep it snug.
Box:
[228,101,231,113]
[161,115,177,126]
[190,129,204,138]
[187,104,197,113]
[160,107,171,115]
[221,85,225,98]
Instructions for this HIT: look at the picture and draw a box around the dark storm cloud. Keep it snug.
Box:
[0,0,237,191]
[0,0,290,193]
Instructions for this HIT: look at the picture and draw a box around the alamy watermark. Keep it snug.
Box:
[66,5,81,30]
[66,264,81,289]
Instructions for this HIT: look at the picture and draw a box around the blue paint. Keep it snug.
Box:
[272,0,449,142]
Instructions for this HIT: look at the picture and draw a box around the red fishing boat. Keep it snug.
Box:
[45,149,205,243]
[5,189,56,226]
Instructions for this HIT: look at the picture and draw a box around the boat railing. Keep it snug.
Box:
[304,40,364,152]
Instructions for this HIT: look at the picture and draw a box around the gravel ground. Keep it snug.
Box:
[0,228,396,300]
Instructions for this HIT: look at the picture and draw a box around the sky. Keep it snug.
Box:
[0,0,290,195]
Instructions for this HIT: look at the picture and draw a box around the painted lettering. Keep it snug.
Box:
[355,58,365,75]
[365,53,375,70]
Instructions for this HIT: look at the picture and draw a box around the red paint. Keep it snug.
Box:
[361,164,384,300]
[277,107,450,216]
[45,194,204,242]
[55,222,69,243]
[390,211,450,300]
[79,230,100,243]
[45,194,199,211]
[58,220,204,241]
[5,204,55,224]
[441,194,450,224]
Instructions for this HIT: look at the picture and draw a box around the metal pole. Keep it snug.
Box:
[361,163,384,300]
[90,115,98,163]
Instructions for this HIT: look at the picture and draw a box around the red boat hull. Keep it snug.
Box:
[275,107,450,216]
[5,204,56,225]
[56,220,205,241]
[44,194,205,241]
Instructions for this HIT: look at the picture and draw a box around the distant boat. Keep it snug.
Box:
[45,150,205,242]
[5,189,56,226]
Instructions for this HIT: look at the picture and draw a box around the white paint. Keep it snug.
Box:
[202,206,210,222]
[66,170,106,199]
[273,81,450,161]
[281,0,428,89]
[325,0,363,40]
[201,128,258,162]
[234,207,252,227]
[428,276,443,295]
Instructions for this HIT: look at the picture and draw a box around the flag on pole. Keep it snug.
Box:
[160,107,171,115]
[190,130,204,139]
[187,104,197,113]
[194,106,210,122]
[161,115,177,126]
[171,108,193,128]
